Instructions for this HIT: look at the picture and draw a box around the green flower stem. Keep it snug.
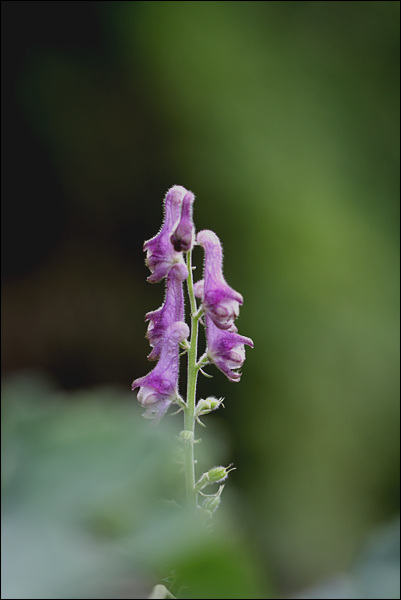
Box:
[184,249,201,510]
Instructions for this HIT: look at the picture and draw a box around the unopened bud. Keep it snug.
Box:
[196,397,224,417]
[202,495,221,513]
[201,485,224,514]
[178,430,194,444]
[208,466,228,482]
[195,464,234,492]
[170,191,195,252]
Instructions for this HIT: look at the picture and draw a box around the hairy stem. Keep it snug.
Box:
[184,249,200,510]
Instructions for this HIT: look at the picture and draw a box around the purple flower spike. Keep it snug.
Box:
[132,321,190,420]
[145,262,188,360]
[170,191,195,252]
[144,185,188,283]
[205,316,253,382]
[196,230,243,331]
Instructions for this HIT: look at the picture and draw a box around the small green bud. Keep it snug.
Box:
[195,397,224,417]
[208,397,223,410]
[200,485,225,516]
[207,466,228,483]
[195,464,234,492]
[202,493,221,513]
[178,430,194,444]
[195,399,210,413]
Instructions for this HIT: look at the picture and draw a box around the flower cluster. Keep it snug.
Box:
[194,229,254,380]
[132,185,253,420]
[132,186,193,419]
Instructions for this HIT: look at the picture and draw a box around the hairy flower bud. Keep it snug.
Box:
[195,465,233,492]
[170,190,195,252]
[196,396,224,416]
[131,321,189,420]
[144,186,188,283]
[196,230,243,331]
[207,466,229,482]
[202,494,222,514]
[201,485,224,514]
[145,263,188,360]
[178,430,195,444]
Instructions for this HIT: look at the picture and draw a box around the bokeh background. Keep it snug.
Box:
[1,1,399,599]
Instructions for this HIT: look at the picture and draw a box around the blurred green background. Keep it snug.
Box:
[1,1,399,598]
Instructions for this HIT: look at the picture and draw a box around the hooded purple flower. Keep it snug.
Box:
[170,190,195,252]
[196,230,243,331]
[144,185,188,283]
[205,315,253,382]
[132,321,190,420]
[145,262,188,360]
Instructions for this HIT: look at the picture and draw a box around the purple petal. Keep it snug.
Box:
[170,191,195,252]
[132,321,189,420]
[205,316,253,382]
[144,186,188,282]
[145,262,188,360]
[197,230,243,330]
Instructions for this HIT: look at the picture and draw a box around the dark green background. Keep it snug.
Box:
[2,2,399,598]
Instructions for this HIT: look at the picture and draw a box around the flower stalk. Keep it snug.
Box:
[132,185,253,513]
[183,248,201,509]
